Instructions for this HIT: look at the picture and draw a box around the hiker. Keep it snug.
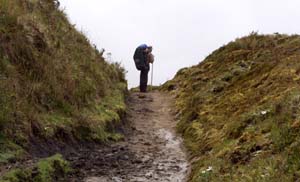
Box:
[133,44,154,92]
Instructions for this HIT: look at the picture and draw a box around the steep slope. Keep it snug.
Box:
[163,33,300,181]
[0,0,126,180]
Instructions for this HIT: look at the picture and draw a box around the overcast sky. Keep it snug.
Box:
[59,0,300,88]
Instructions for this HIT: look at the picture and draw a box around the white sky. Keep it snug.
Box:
[59,0,300,88]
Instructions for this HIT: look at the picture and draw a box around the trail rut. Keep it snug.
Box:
[69,91,189,182]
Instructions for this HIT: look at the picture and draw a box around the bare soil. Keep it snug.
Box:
[68,91,189,182]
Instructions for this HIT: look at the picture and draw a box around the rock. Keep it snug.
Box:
[141,155,151,163]
[145,171,153,178]
[138,94,146,99]
[212,85,224,93]
[292,120,300,129]
[85,177,110,182]
[123,155,129,160]
[144,142,151,146]
[133,159,143,164]
[119,146,125,151]
[157,164,165,171]
[148,98,154,102]
[260,110,268,115]
[112,177,122,182]
[170,165,181,171]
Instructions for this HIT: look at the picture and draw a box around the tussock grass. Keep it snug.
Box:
[162,33,300,181]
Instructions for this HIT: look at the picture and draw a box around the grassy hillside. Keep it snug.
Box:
[0,0,126,180]
[162,33,300,181]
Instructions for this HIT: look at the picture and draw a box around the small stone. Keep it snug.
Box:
[119,146,125,151]
[206,166,213,172]
[138,94,146,99]
[292,121,300,129]
[141,155,151,163]
[261,110,267,115]
[112,177,122,182]
[134,159,143,164]
[145,171,153,178]
[144,142,151,146]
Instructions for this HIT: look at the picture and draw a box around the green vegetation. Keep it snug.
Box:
[162,33,300,181]
[1,154,70,182]
[35,154,71,182]
[0,135,24,165]
[0,0,127,179]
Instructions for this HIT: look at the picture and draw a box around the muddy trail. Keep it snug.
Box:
[67,91,189,182]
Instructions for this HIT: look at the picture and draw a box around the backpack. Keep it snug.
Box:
[134,58,143,70]
[133,46,146,70]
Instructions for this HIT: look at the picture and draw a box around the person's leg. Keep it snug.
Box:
[143,69,149,92]
[139,70,143,92]
[140,69,149,92]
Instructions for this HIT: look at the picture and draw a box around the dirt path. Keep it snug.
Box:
[68,91,189,182]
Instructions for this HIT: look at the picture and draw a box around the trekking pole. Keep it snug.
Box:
[151,63,154,91]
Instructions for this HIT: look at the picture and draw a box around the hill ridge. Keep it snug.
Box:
[162,32,300,181]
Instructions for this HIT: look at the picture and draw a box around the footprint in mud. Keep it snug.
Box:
[136,108,154,113]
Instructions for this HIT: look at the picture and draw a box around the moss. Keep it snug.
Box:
[1,154,70,182]
[1,169,31,182]
[0,136,25,165]
[34,154,71,182]
[108,133,125,142]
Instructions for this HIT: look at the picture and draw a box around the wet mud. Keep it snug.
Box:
[67,91,189,181]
